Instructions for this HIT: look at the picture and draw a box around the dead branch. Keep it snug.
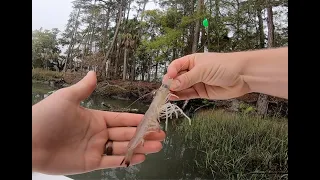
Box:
[98,81,126,91]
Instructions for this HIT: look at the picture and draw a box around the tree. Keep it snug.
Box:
[256,0,275,116]
[101,0,124,80]
[32,28,61,69]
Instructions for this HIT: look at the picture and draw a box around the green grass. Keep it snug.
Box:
[32,68,63,81]
[176,109,288,180]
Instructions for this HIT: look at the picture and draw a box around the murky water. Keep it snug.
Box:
[32,82,208,180]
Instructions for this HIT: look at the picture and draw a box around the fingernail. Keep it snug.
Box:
[169,95,179,100]
[171,80,180,90]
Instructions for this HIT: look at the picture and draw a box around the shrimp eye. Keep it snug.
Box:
[161,84,169,89]
[151,90,156,96]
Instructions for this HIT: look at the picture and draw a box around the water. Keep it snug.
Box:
[32,82,207,180]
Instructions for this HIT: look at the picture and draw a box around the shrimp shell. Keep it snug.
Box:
[120,78,191,167]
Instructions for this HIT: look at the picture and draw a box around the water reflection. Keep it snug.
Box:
[32,83,207,180]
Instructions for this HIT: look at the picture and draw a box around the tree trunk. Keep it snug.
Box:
[183,0,203,109]
[233,0,241,49]
[126,0,132,22]
[123,47,128,81]
[257,3,274,116]
[139,0,148,21]
[141,69,145,81]
[114,43,120,78]
[89,0,97,53]
[130,56,135,81]
[102,8,111,52]
[147,60,151,82]
[200,0,208,52]
[215,0,220,52]
[172,2,177,61]
[101,0,123,80]
[127,0,147,81]
[209,0,212,16]
[185,1,194,54]
[257,8,265,48]
[63,8,81,72]
[191,0,203,53]
[266,7,275,48]
[154,61,158,81]
[82,30,90,57]
[102,7,111,78]
[200,26,206,52]
[105,60,110,79]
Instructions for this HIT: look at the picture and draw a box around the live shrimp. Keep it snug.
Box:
[120,78,191,167]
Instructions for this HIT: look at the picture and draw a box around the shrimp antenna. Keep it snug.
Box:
[112,91,153,120]
[126,92,153,110]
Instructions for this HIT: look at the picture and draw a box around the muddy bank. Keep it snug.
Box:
[94,80,160,103]
[33,72,160,103]
[33,71,288,117]
[32,79,69,89]
[63,72,161,103]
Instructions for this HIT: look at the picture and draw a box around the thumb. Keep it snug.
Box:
[170,67,201,91]
[67,71,97,103]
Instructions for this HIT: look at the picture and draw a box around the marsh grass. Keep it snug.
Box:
[32,68,63,81]
[176,109,288,179]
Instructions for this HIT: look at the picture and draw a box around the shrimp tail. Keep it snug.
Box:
[120,150,134,167]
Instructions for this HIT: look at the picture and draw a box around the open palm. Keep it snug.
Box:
[32,71,165,175]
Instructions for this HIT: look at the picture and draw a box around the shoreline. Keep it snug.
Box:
[32,69,288,118]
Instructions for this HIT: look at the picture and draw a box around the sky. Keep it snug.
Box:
[32,0,158,32]
[32,0,73,31]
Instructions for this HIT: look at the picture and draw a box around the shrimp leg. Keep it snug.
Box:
[158,102,192,131]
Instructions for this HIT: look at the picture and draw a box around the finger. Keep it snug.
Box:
[108,127,166,141]
[163,70,188,85]
[112,141,162,155]
[92,110,144,127]
[99,154,145,169]
[169,88,200,101]
[66,71,97,103]
[177,70,188,76]
[166,54,195,79]
[170,67,202,91]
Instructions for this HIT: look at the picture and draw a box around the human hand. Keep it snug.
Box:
[164,53,250,100]
[32,71,165,175]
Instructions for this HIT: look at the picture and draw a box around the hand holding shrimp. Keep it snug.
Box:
[165,48,288,100]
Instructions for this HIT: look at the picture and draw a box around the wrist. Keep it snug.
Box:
[236,48,288,98]
[236,49,267,93]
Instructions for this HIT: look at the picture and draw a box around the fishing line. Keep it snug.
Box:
[112,18,210,120]
[179,19,210,109]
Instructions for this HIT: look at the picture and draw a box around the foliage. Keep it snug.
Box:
[32,68,64,81]
[32,28,61,68]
